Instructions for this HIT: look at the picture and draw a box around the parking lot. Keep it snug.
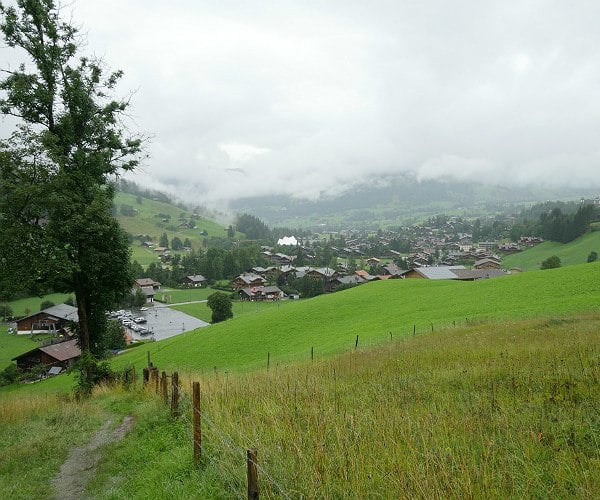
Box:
[114,304,209,341]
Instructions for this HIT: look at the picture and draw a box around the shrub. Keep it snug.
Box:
[540,255,561,270]
[40,300,55,311]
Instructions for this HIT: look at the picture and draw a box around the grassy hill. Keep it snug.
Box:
[112,262,600,374]
[502,230,600,271]
[1,313,598,498]
[114,192,230,266]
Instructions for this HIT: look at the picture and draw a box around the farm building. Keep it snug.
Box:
[12,339,81,371]
[16,304,78,335]
[239,286,284,301]
[184,274,207,287]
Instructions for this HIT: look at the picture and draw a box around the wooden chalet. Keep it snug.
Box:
[473,258,502,270]
[12,339,81,371]
[233,273,267,291]
[16,304,78,335]
[238,285,284,301]
[134,278,161,290]
[184,274,207,287]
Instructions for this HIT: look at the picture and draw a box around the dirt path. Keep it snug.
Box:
[52,415,134,500]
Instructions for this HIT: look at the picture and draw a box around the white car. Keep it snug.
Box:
[134,317,147,324]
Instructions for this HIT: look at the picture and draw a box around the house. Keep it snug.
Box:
[330,275,365,291]
[403,266,466,280]
[184,275,207,287]
[12,339,81,371]
[233,273,266,291]
[238,285,284,301]
[366,257,380,267]
[134,278,161,291]
[16,304,79,335]
[451,269,507,281]
[381,263,407,278]
[473,258,502,270]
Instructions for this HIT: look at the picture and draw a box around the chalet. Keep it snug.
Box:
[153,246,168,254]
[366,257,380,266]
[12,339,81,371]
[16,304,78,335]
[381,263,406,277]
[233,273,266,291]
[184,275,207,287]
[478,241,497,251]
[474,258,502,270]
[451,269,507,281]
[403,266,466,280]
[134,278,161,291]
[238,285,284,301]
[330,275,365,291]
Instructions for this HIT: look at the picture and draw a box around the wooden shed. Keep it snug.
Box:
[12,339,81,371]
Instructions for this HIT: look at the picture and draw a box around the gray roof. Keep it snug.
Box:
[452,269,507,280]
[38,304,79,322]
[186,274,206,282]
[415,266,466,280]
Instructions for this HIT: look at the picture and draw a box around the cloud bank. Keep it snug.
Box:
[4,1,600,206]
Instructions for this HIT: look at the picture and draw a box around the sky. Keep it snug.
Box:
[3,1,600,207]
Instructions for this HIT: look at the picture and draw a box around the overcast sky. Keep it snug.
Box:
[4,1,600,206]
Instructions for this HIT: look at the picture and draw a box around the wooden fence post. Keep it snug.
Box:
[171,371,180,417]
[267,352,270,370]
[147,350,151,367]
[193,381,201,466]
[161,371,168,405]
[247,448,259,500]
[151,367,159,393]
[131,365,136,385]
[413,324,416,335]
[355,335,359,350]
[311,346,314,361]
[143,367,150,387]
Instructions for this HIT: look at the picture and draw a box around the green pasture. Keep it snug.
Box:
[172,299,291,323]
[503,230,600,270]
[6,293,73,318]
[111,261,600,374]
[115,192,231,250]
[155,287,215,304]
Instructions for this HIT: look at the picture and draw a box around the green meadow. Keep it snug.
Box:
[111,262,600,374]
[6,293,73,318]
[1,313,598,498]
[115,192,231,251]
[503,230,600,271]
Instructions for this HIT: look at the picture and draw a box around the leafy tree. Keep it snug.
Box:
[159,232,169,248]
[540,255,561,270]
[207,291,233,323]
[40,300,55,311]
[63,296,75,306]
[171,236,183,251]
[183,238,192,248]
[0,1,143,358]
[587,251,598,263]
[102,320,126,351]
[136,195,142,205]
[227,224,235,238]
[120,204,136,216]
[0,304,13,321]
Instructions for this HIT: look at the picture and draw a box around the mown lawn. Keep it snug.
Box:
[7,293,73,318]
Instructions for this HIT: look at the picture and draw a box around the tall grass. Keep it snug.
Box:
[88,313,600,498]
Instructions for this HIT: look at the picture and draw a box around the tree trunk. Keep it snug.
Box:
[74,273,90,353]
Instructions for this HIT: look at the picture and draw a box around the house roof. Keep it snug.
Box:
[39,339,81,361]
[186,274,206,282]
[414,266,466,280]
[451,269,507,280]
[18,304,79,323]
[474,258,501,266]
[135,278,161,287]
[12,339,81,362]
[235,273,266,284]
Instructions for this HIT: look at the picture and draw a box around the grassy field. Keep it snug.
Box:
[109,262,600,374]
[6,293,73,318]
[502,230,600,271]
[155,287,215,304]
[1,313,598,498]
[115,192,231,251]
[172,299,292,324]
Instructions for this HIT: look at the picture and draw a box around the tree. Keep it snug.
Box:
[159,232,169,248]
[40,300,55,311]
[0,304,13,321]
[171,236,183,251]
[587,251,598,263]
[0,1,143,357]
[102,319,126,351]
[540,255,561,270]
[183,238,192,249]
[207,292,233,323]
